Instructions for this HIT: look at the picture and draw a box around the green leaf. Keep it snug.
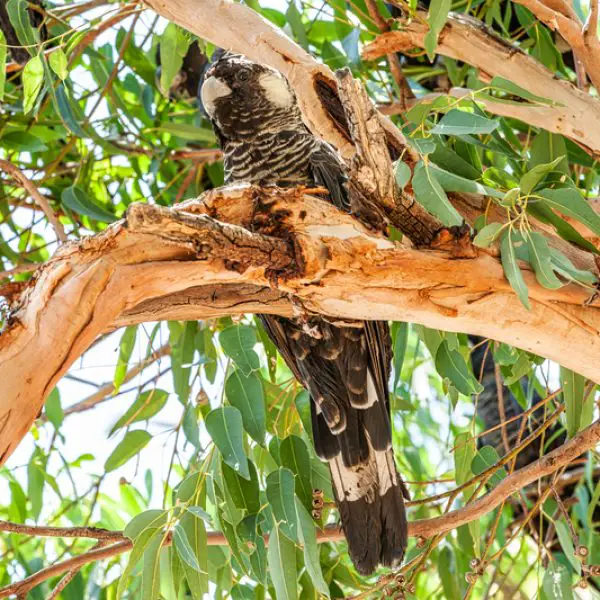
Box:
[142,534,163,600]
[45,387,63,429]
[280,436,312,511]
[296,499,330,598]
[392,321,408,391]
[105,430,151,472]
[205,407,250,479]
[438,546,462,600]
[430,165,504,198]
[49,49,68,80]
[412,161,463,227]
[561,367,586,438]
[471,445,507,487]
[61,185,116,223]
[528,130,569,175]
[222,460,260,514]
[114,325,137,393]
[286,1,309,50]
[186,506,212,524]
[54,84,87,137]
[23,54,44,114]
[0,31,6,101]
[1,131,47,152]
[542,562,574,600]
[435,341,483,396]
[267,526,298,600]
[501,229,531,310]
[430,110,499,135]
[266,468,298,542]
[219,325,260,375]
[454,432,476,487]
[393,160,411,191]
[27,447,45,521]
[424,0,451,60]
[225,370,266,445]
[110,389,169,436]
[169,321,197,405]
[549,248,597,286]
[520,156,565,195]
[7,0,38,52]
[155,123,215,142]
[473,222,503,248]
[173,522,203,572]
[124,509,169,541]
[525,231,563,289]
[538,187,600,237]
[182,404,200,449]
[554,520,581,574]
[159,23,192,94]
[490,76,555,105]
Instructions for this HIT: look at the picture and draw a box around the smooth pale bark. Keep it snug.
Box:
[363,12,600,155]
[1,185,600,466]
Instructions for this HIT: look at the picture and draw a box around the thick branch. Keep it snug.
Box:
[1,184,600,467]
[363,12,600,156]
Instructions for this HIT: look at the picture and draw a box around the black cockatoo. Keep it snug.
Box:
[200,53,408,575]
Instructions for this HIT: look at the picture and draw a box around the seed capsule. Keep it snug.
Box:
[465,572,478,584]
[576,545,589,559]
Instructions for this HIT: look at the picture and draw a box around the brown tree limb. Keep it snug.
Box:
[58,344,172,418]
[2,417,598,597]
[0,160,66,243]
[1,184,600,467]
[363,12,600,156]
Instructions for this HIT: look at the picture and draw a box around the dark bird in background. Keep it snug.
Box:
[200,53,408,575]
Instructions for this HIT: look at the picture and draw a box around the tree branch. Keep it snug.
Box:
[363,12,600,156]
[1,184,599,467]
[0,160,67,243]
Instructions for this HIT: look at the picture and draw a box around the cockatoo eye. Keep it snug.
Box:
[236,70,250,82]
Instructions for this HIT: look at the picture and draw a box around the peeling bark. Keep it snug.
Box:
[1,184,600,466]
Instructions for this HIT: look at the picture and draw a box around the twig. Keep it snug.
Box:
[0,520,124,540]
[0,160,66,243]
[57,344,171,418]
[495,362,510,456]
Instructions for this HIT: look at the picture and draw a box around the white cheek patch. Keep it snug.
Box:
[258,71,294,108]
[201,76,232,117]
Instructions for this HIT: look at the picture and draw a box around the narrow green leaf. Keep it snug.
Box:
[124,509,169,541]
[520,156,565,195]
[159,23,192,95]
[225,370,266,445]
[61,185,116,223]
[554,520,581,574]
[114,326,137,393]
[155,123,215,142]
[528,130,569,174]
[7,0,38,52]
[424,0,451,60]
[473,222,503,248]
[490,77,555,105]
[286,1,309,50]
[173,523,203,572]
[525,231,563,289]
[430,109,499,135]
[430,165,504,198]
[54,84,87,137]
[23,54,44,114]
[27,448,45,521]
[142,534,163,600]
[435,341,483,396]
[296,499,330,598]
[266,468,298,542]
[471,445,507,487]
[438,546,462,600]
[267,526,298,600]
[182,404,200,449]
[222,460,260,514]
[501,229,531,310]
[168,321,197,405]
[561,366,586,438]
[105,430,151,472]
[0,31,6,101]
[392,321,408,391]
[49,48,68,80]
[110,389,169,436]
[280,436,312,511]
[549,248,597,286]
[205,406,250,479]
[539,187,600,237]
[393,160,411,191]
[45,387,63,429]
[412,161,463,226]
